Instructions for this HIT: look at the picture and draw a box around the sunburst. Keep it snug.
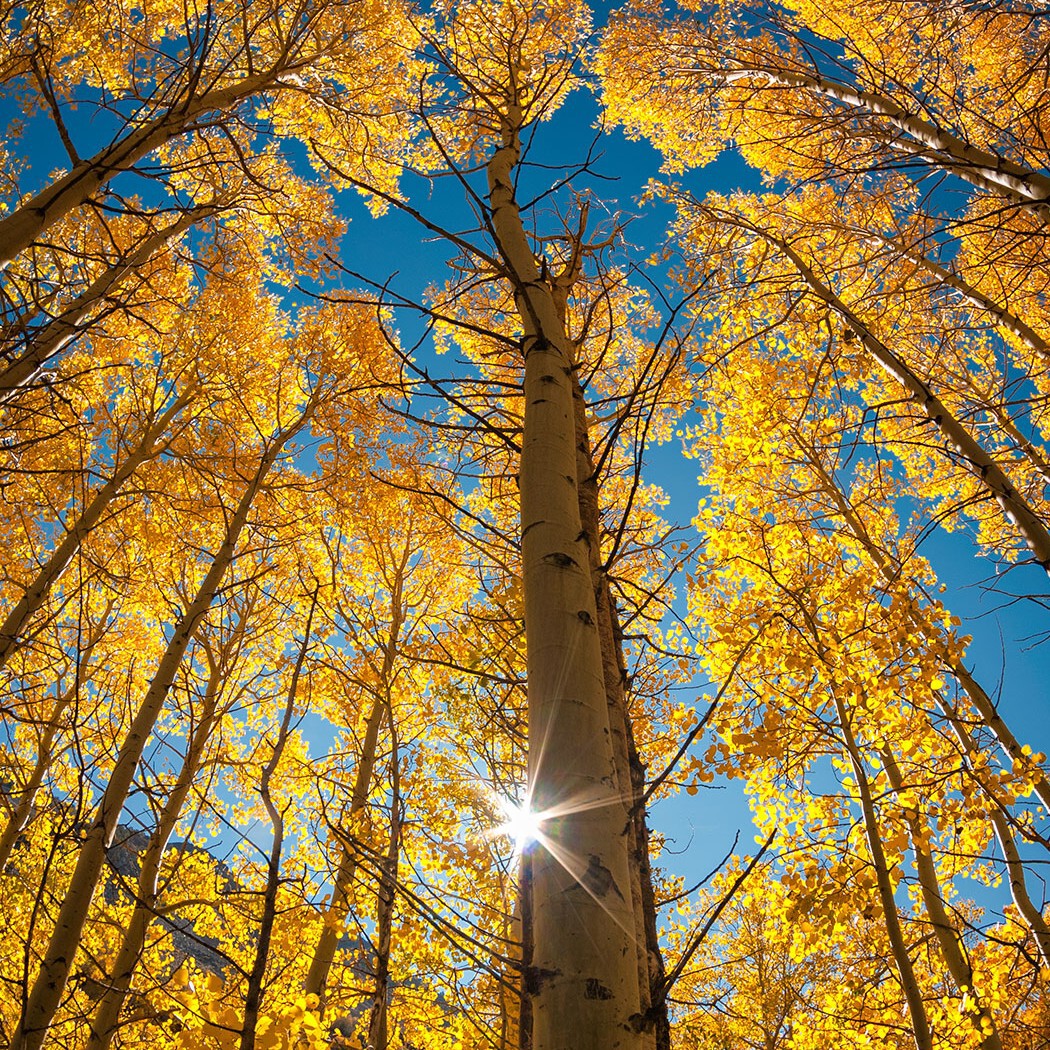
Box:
[492,792,546,858]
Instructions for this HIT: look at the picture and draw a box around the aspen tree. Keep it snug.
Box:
[394,236,686,1050]
[0,0,415,269]
[240,589,319,1050]
[86,615,249,1049]
[10,382,322,1050]
[673,194,1050,572]
[366,726,402,1050]
[0,604,112,872]
[880,749,1003,1050]
[0,209,213,404]
[0,386,196,666]
[304,526,410,1007]
[409,5,646,1045]
[598,1,1050,212]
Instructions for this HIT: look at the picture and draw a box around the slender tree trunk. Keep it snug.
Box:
[303,579,405,1009]
[88,653,227,1049]
[868,232,1050,362]
[516,848,533,1050]
[988,809,1050,969]
[802,442,1050,815]
[0,388,193,667]
[0,210,212,402]
[834,695,933,1050]
[720,67,1050,212]
[242,590,318,1050]
[366,725,400,1050]
[486,85,642,1050]
[0,608,110,871]
[881,750,1002,1050]
[10,414,308,1050]
[568,367,666,1050]
[932,712,1050,969]
[0,72,288,267]
[939,672,1050,818]
[761,226,1050,571]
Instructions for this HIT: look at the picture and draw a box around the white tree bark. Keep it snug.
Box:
[485,91,642,1050]
[0,71,293,268]
[0,209,212,402]
[718,67,1050,213]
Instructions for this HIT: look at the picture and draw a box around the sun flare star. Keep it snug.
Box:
[493,795,545,857]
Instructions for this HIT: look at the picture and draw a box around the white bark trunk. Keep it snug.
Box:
[834,697,933,1050]
[719,68,1050,212]
[305,562,406,1008]
[0,73,288,267]
[881,751,1002,1050]
[486,96,642,1050]
[87,657,225,1050]
[0,210,211,402]
[767,229,1050,571]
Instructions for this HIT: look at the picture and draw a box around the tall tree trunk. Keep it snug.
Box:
[931,710,1050,969]
[867,231,1050,363]
[569,368,667,1050]
[0,210,212,403]
[758,223,1050,572]
[516,849,534,1050]
[0,387,194,667]
[366,723,400,1050]
[10,412,309,1050]
[303,578,405,1009]
[988,809,1050,969]
[241,589,318,1050]
[0,72,290,268]
[486,85,642,1050]
[834,695,933,1050]
[801,436,1050,816]
[0,609,110,872]
[719,67,1050,212]
[88,642,230,1050]
[881,750,1002,1050]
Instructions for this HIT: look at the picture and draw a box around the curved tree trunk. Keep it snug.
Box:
[303,569,405,1009]
[0,387,194,667]
[0,210,213,403]
[241,590,319,1050]
[881,750,1002,1050]
[0,72,288,268]
[801,440,1050,816]
[761,225,1050,572]
[87,642,231,1050]
[720,67,1050,213]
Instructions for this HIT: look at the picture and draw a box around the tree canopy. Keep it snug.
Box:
[2,1,1050,1048]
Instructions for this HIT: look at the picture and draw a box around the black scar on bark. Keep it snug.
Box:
[543,552,577,568]
[585,978,614,1000]
[524,965,559,994]
[582,854,624,900]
